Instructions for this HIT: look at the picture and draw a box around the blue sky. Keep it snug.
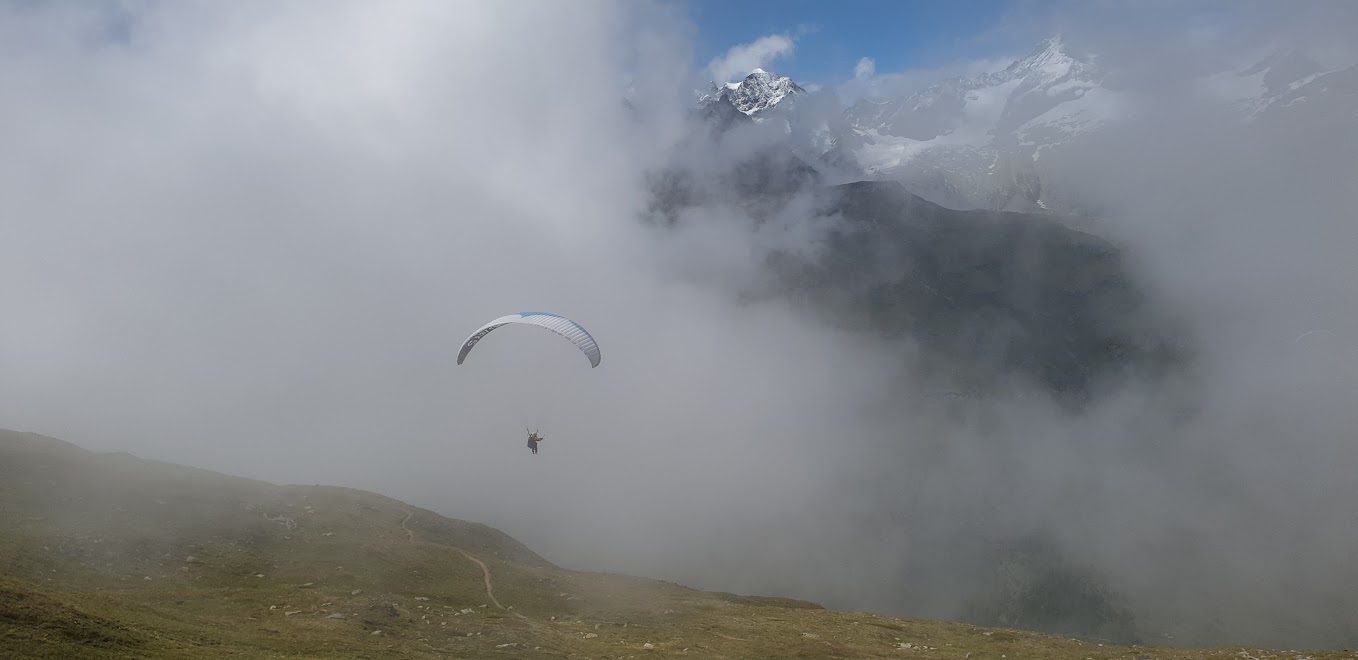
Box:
[677,0,1036,87]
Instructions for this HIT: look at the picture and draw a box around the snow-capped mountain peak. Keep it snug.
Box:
[701,68,807,117]
[831,35,1119,211]
[831,34,1354,214]
[1000,35,1086,84]
[1208,49,1328,106]
[845,34,1106,144]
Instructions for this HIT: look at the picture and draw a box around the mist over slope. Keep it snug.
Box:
[1,0,1356,650]
[14,428,1353,659]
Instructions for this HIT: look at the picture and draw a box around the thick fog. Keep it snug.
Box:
[2,0,1356,650]
[0,0,904,608]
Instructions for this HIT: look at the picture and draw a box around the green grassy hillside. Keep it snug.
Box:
[1,429,1348,659]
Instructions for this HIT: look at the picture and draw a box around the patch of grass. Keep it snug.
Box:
[0,578,149,657]
[710,591,826,610]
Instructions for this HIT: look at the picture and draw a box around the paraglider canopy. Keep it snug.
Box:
[456,312,601,368]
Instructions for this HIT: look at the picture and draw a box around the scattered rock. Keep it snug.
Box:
[460,608,475,615]
[143,576,152,581]
[413,596,429,601]
[284,611,300,616]
[327,613,346,619]
[370,630,382,636]
[351,589,362,595]
[300,583,314,588]
[584,633,599,639]
[255,574,264,578]
[801,632,819,639]
[185,556,200,564]
[643,642,655,650]
[322,532,334,537]
[495,643,518,649]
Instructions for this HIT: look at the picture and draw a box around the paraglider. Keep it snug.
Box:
[457,312,600,368]
[1294,329,1336,345]
[456,312,600,453]
[1289,328,1358,398]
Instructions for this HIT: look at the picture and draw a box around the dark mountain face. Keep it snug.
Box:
[767,180,1182,404]
[643,107,823,226]
[696,92,755,134]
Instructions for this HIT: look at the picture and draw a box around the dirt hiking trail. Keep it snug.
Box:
[401,510,514,615]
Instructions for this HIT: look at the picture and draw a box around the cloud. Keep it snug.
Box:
[706,33,794,82]
[853,56,875,79]
[837,54,1016,103]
